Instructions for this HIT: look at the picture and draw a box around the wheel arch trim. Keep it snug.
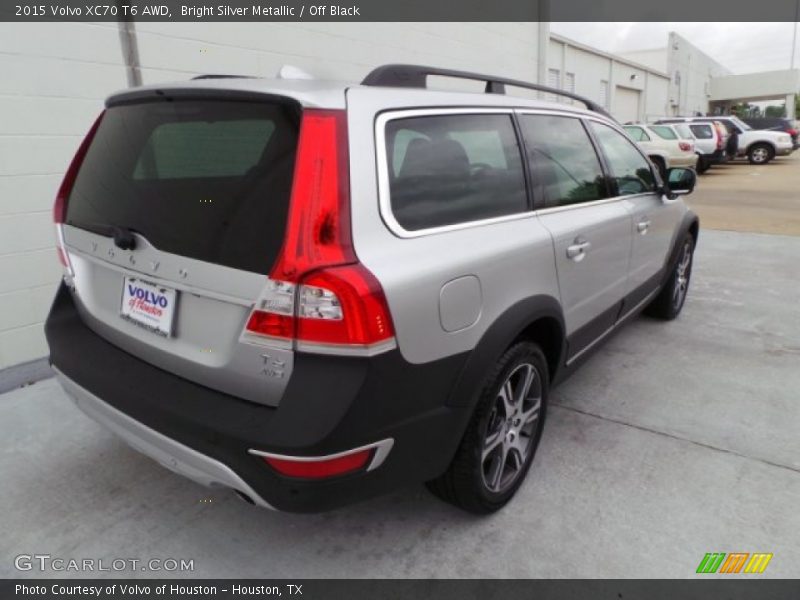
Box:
[661,210,699,288]
[445,294,565,408]
[745,141,776,154]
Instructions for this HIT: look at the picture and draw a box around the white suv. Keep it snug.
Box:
[660,116,793,164]
[624,124,696,176]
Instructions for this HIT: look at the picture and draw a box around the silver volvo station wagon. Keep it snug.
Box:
[46,65,699,513]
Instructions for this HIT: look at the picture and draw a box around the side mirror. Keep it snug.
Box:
[664,167,696,197]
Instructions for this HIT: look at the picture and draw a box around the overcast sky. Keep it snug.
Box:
[550,22,800,75]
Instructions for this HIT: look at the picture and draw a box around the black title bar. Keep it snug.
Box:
[3,0,800,22]
[4,580,800,600]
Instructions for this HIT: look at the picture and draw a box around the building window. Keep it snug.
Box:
[564,72,576,104]
[547,68,561,102]
[599,80,609,109]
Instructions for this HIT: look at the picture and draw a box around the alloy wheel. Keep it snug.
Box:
[672,240,692,310]
[481,363,542,494]
[751,147,769,163]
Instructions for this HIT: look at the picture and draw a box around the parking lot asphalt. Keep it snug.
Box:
[2,227,799,578]
[688,151,800,236]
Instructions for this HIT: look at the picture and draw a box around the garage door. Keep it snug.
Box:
[614,86,641,123]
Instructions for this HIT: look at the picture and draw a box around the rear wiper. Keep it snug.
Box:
[77,222,138,251]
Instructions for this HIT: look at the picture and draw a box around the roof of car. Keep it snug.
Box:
[105,76,612,121]
[105,65,617,123]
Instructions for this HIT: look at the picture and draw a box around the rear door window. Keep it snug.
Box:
[520,114,608,208]
[66,98,300,274]
[384,113,527,231]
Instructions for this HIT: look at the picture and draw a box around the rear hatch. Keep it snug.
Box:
[59,92,301,406]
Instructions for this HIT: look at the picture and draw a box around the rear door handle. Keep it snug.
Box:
[637,219,651,234]
[566,239,591,261]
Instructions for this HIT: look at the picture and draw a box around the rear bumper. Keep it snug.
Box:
[46,283,472,512]
[55,367,273,508]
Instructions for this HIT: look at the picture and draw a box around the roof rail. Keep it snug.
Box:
[361,64,614,120]
[191,74,252,80]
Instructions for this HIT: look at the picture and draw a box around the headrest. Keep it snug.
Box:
[398,138,470,179]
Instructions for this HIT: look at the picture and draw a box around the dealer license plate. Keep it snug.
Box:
[120,277,177,337]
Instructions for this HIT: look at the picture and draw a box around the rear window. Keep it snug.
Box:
[649,125,678,140]
[66,98,300,274]
[674,123,693,139]
[384,114,527,231]
[689,124,713,139]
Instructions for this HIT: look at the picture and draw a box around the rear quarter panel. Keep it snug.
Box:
[345,88,560,365]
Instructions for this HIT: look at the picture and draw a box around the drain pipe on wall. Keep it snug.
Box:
[536,1,549,97]
[117,15,142,88]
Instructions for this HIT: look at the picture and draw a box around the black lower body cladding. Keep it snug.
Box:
[45,283,472,512]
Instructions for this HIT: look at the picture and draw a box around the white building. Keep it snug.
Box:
[620,32,799,119]
[548,33,670,123]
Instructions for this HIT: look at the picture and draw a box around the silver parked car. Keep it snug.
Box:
[46,65,700,514]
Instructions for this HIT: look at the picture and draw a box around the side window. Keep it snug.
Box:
[589,121,657,196]
[385,114,527,231]
[519,114,607,208]
[624,126,650,142]
[690,124,713,139]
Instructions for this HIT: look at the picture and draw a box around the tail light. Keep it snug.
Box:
[679,141,693,152]
[787,128,798,137]
[245,109,395,352]
[54,111,105,275]
[713,122,725,150]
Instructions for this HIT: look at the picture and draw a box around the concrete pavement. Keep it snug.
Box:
[687,152,800,236]
[2,229,799,578]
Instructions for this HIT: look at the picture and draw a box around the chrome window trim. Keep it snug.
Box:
[375,107,533,239]
[374,107,658,237]
[534,195,634,216]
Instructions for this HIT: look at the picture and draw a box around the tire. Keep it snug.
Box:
[645,234,695,320]
[426,341,548,514]
[747,143,774,165]
[696,157,710,174]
